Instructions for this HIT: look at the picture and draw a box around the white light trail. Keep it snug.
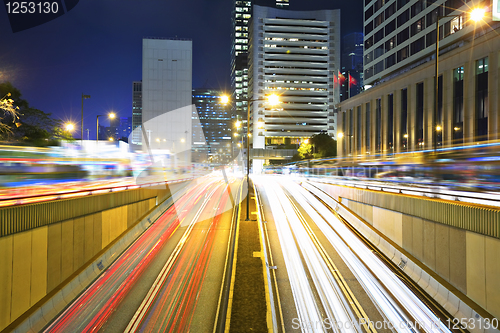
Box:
[282,179,452,333]
[258,177,360,333]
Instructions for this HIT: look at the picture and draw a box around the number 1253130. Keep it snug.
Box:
[6,2,59,14]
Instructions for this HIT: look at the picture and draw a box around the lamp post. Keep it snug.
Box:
[81,94,90,145]
[97,112,115,146]
[245,94,280,220]
[433,8,484,153]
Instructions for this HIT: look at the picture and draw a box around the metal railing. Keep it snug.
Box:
[308,179,500,239]
[0,178,192,237]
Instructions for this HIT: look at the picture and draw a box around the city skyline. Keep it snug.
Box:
[0,0,362,140]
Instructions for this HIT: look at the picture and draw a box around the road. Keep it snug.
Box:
[254,175,454,333]
[43,175,241,332]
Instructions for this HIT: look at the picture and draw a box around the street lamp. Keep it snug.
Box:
[433,7,485,153]
[220,95,230,105]
[96,112,116,145]
[65,123,75,132]
[81,94,90,145]
[245,93,280,220]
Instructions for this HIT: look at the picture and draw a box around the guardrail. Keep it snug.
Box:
[304,177,500,240]
[0,177,193,208]
[0,178,193,237]
[300,175,500,208]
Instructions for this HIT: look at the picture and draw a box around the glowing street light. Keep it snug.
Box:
[109,137,114,142]
[220,95,230,104]
[97,112,117,145]
[436,125,442,131]
[470,8,485,22]
[337,132,344,139]
[267,93,280,106]
[65,123,75,132]
[235,120,242,128]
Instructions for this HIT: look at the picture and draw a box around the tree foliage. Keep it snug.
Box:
[0,90,20,139]
[293,132,337,161]
[297,141,313,160]
[0,82,73,145]
[310,132,337,158]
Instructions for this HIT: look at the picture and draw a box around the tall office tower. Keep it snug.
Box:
[131,81,142,144]
[275,0,289,9]
[231,1,252,131]
[249,5,340,173]
[192,89,232,164]
[341,32,364,101]
[231,0,289,157]
[141,38,192,165]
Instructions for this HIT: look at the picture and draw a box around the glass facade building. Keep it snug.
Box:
[132,81,142,145]
[363,0,483,86]
[192,89,232,164]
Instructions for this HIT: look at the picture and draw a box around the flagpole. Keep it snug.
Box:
[347,71,350,99]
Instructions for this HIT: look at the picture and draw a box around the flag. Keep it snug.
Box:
[349,74,357,87]
[338,71,346,86]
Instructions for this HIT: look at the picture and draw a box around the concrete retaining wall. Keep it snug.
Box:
[311,181,500,321]
[0,181,189,332]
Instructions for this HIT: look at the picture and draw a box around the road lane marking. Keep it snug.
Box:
[212,180,242,333]
[124,184,220,333]
[222,182,243,332]
[286,192,377,333]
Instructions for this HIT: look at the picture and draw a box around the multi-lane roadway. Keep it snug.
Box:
[43,175,241,333]
[254,176,456,333]
[39,174,463,332]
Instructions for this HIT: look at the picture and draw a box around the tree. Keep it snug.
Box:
[15,108,72,146]
[310,132,337,158]
[0,82,73,145]
[297,141,313,160]
[291,132,337,161]
[0,92,20,139]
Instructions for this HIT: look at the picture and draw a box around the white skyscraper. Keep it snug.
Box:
[141,38,193,165]
[249,5,340,173]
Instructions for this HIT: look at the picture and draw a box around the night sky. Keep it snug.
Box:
[0,0,362,139]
